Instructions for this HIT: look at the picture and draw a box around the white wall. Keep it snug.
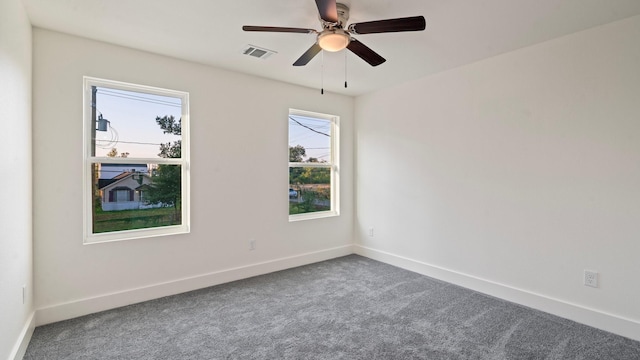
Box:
[355,15,640,340]
[32,29,354,324]
[0,0,34,359]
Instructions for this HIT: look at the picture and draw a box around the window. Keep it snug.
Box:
[83,77,189,243]
[288,109,339,220]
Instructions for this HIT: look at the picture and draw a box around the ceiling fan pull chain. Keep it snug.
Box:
[321,50,325,95]
[344,50,348,88]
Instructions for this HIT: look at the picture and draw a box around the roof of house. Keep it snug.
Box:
[98,171,141,190]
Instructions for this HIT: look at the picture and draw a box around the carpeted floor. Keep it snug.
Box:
[25,255,640,359]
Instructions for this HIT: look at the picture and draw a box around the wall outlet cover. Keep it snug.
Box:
[584,270,598,288]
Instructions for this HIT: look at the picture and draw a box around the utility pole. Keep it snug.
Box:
[91,86,97,233]
[91,86,97,156]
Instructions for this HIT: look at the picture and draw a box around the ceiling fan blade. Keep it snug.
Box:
[293,43,322,66]
[315,0,339,23]
[347,39,386,66]
[348,16,426,34]
[243,25,316,34]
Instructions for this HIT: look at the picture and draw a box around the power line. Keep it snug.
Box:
[98,88,181,106]
[289,117,330,137]
[290,123,331,132]
[98,89,181,108]
[95,139,165,146]
[98,92,180,107]
[293,116,329,124]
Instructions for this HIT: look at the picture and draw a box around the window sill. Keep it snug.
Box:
[84,224,189,245]
[289,210,339,222]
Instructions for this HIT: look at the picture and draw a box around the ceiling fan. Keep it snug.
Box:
[242,0,426,67]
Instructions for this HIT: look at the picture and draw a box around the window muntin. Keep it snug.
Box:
[288,109,339,220]
[84,77,189,243]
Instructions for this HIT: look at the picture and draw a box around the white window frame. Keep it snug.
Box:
[288,108,339,221]
[83,77,190,244]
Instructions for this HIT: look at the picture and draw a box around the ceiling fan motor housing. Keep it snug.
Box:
[335,3,350,26]
[321,3,350,28]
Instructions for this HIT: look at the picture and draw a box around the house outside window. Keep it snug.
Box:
[83,77,190,243]
[288,109,339,221]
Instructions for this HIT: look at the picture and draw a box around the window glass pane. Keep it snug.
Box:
[93,86,182,159]
[92,162,182,234]
[288,115,331,163]
[289,166,331,215]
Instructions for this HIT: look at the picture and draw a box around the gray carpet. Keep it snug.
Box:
[24,255,640,359]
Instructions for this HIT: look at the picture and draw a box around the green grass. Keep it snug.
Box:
[289,202,330,215]
[93,207,180,233]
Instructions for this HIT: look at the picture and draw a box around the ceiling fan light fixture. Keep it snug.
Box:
[318,30,350,52]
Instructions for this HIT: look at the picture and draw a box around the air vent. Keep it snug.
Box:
[242,45,277,60]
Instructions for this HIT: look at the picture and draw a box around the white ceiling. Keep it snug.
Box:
[23,0,640,96]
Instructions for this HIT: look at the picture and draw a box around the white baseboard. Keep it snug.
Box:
[354,244,640,342]
[35,245,353,326]
[32,243,640,342]
[9,311,35,360]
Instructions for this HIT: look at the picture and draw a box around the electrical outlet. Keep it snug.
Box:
[584,270,598,288]
[368,228,374,237]
[249,239,256,251]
